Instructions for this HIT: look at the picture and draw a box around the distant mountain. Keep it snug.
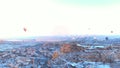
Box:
[4,35,120,43]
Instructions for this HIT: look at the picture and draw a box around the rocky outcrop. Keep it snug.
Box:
[60,43,85,53]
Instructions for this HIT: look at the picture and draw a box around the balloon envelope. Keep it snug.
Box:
[23,28,27,32]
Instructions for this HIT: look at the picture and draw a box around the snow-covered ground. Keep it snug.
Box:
[0,42,38,51]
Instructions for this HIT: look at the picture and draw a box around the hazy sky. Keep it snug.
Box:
[0,0,120,39]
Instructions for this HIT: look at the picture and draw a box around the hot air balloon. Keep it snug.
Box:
[110,30,113,33]
[105,37,109,41]
[23,27,27,32]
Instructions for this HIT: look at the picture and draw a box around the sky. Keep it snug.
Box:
[0,0,120,39]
